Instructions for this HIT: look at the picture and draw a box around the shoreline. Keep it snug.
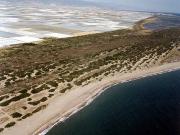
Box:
[38,84,117,135]
[33,62,180,135]
[2,62,180,135]
[1,18,180,135]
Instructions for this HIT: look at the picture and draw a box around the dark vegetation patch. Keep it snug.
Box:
[0,95,9,101]
[22,113,32,119]
[22,106,27,110]
[11,112,22,118]
[27,98,32,101]
[0,128,4,132]
[5,81,11,87]
[46,81,58,87]
[48,89,56,92]
[5,122,16,128]
[0,20,179,99]
[19,89,28,93]
[60,84,73,93]
[32,105,47,114]
[21,105,47,119]
[48,94,54,98]
[28,97,48,106]
[31,84,49,94]
[0,93,30,106]
[0,76,6,81]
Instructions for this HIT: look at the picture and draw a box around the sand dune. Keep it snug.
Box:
[2,62,180,135]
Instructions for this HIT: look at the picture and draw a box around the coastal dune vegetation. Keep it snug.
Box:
[0,18,180,133]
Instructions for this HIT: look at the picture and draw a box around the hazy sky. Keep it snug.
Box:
[81,0,180,13]
[4,0,180,13]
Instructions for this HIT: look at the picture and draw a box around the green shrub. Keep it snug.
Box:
[0,93,30,106]
[22,106,27,110]
[27,98,32,101]
[0,95,9,101]
[11,112,22,118]
[5,122,16,128]
[28,101,40,106]
[32,105,47,114]
[48,89,56,92]
[0,76,6,81]
[19,89,28,93]
[0,128,4,132]
[40,97,47,102]
[28,97,48,106]
[48,94,54,98]
[5,81,11,87]
[47,81,58,87]
[35,71,42,76]
[31,84,49,94]
[22,113,32,119]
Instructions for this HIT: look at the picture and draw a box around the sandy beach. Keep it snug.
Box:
[1,61,180,135]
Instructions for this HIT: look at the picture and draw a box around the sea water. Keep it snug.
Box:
[47,70,180,135]
[144,15,180,30]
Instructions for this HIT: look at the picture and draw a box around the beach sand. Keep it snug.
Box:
[2,62,180,135]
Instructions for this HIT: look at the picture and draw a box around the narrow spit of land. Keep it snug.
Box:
[0,17,180,135]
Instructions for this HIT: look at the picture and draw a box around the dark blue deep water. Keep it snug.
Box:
[47,70,180,135]
[144,15,180,30]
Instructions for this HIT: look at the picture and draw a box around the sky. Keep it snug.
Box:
[3,0,180,13]
[47,0,179,13]
[81,0,180,13]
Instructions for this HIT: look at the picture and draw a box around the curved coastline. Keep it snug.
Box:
[36,81,117,135]
[35,62,180,135]
[1,15,180,135]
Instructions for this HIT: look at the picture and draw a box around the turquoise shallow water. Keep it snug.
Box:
[47,70,180,135]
